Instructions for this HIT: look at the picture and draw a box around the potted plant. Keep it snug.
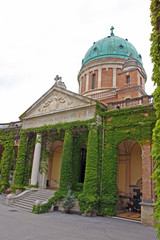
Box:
[62,189,75,214]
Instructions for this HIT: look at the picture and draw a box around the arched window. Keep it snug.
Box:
[92,74,96,89]
[126,75,130,84]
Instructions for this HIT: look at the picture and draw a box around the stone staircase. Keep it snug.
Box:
[10,189,55,212]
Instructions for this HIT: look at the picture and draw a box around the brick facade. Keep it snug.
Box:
[78,57,147,105]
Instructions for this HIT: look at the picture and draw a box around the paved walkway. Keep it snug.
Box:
[0,202,157,240]
[0,193,7,204]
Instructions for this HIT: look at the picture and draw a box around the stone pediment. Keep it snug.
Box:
[20,85,97,120]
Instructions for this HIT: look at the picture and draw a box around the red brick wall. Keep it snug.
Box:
[101,96,118,105]
[79,58,146,102]
[101,68,113,88]
[117,89,140,101]
[82,57,125,69]
[117,70,139,90]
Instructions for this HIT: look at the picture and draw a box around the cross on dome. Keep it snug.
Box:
[110,26,114,36]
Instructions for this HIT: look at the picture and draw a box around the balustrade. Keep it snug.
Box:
[107,96,153,110]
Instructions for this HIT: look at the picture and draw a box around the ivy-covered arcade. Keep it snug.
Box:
[0,97,156,225]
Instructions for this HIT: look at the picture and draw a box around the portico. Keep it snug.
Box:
[20,77,98,189]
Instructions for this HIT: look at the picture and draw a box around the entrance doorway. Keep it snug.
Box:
[117,140,142,220]
[48,143,63,189]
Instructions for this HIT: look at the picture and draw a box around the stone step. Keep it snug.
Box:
[15,198,43,204]
[10,206,32,212]
[24,195,52,200]
[12,201,33,208]
[30,192,54,197]
[27,195,54,199]
[24,191,54,198]
[10,189,55,212]
[24,196,54,201]
[15,198,49,205]
[11,203,33,211]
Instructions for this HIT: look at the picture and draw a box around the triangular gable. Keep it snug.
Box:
[20,85,97,120]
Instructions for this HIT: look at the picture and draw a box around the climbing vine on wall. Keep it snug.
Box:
[99,105,156,216]
[150,0,160,237]
[71,131,88,192]
[0,131,15,190]
[13,131,28,186]
[23,133,36,185]
[78,124,100,214]
[32,104,156,215]
[59,129,73,191]
[39,133,50,175]
[13,118,96,190]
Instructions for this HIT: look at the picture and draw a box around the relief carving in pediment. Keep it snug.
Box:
[37,92,74,114]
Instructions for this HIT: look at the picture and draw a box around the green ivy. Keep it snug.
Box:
[39,133,50,175]
[13,118,95,190]
[31,104,156,216]
[0,131,15,189]
[23,133,36,185]
[150,0,160,237]
[71,131,88,190]
[83,125,98,195]
[78,125,99,213]
[23,118,96,134]
[13,131,28,185]
[99,106,156,216]
[32,189,66,214]
[59,129,73,191]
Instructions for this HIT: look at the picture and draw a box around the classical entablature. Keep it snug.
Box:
[20,84,98,129]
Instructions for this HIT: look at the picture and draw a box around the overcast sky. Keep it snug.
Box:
[0,0,154,122]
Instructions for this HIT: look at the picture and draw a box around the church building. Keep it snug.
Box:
[0,27,156,226]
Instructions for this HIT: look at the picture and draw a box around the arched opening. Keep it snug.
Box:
[117,140,142,220]
[79,148,87,183]
[47,141,63,189]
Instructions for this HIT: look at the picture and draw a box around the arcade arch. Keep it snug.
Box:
[117,140,142,212]
[47,141,63,189]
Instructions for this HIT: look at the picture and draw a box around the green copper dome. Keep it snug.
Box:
[82,27,142,67]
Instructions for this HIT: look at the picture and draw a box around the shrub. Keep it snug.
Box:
[62,190,75,213]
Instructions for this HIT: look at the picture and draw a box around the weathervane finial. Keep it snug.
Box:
[110,26,114,36]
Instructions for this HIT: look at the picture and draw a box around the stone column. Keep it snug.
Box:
[98,68,102,88]
[141,143,155,226]
[86,73,89,91]
[39,172,47,189]
[113,67,117,88]
[125,156,130,196]
[79,79,82,94]
[31,134,42,185]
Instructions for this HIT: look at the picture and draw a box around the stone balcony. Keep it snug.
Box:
[107,95,153,110]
